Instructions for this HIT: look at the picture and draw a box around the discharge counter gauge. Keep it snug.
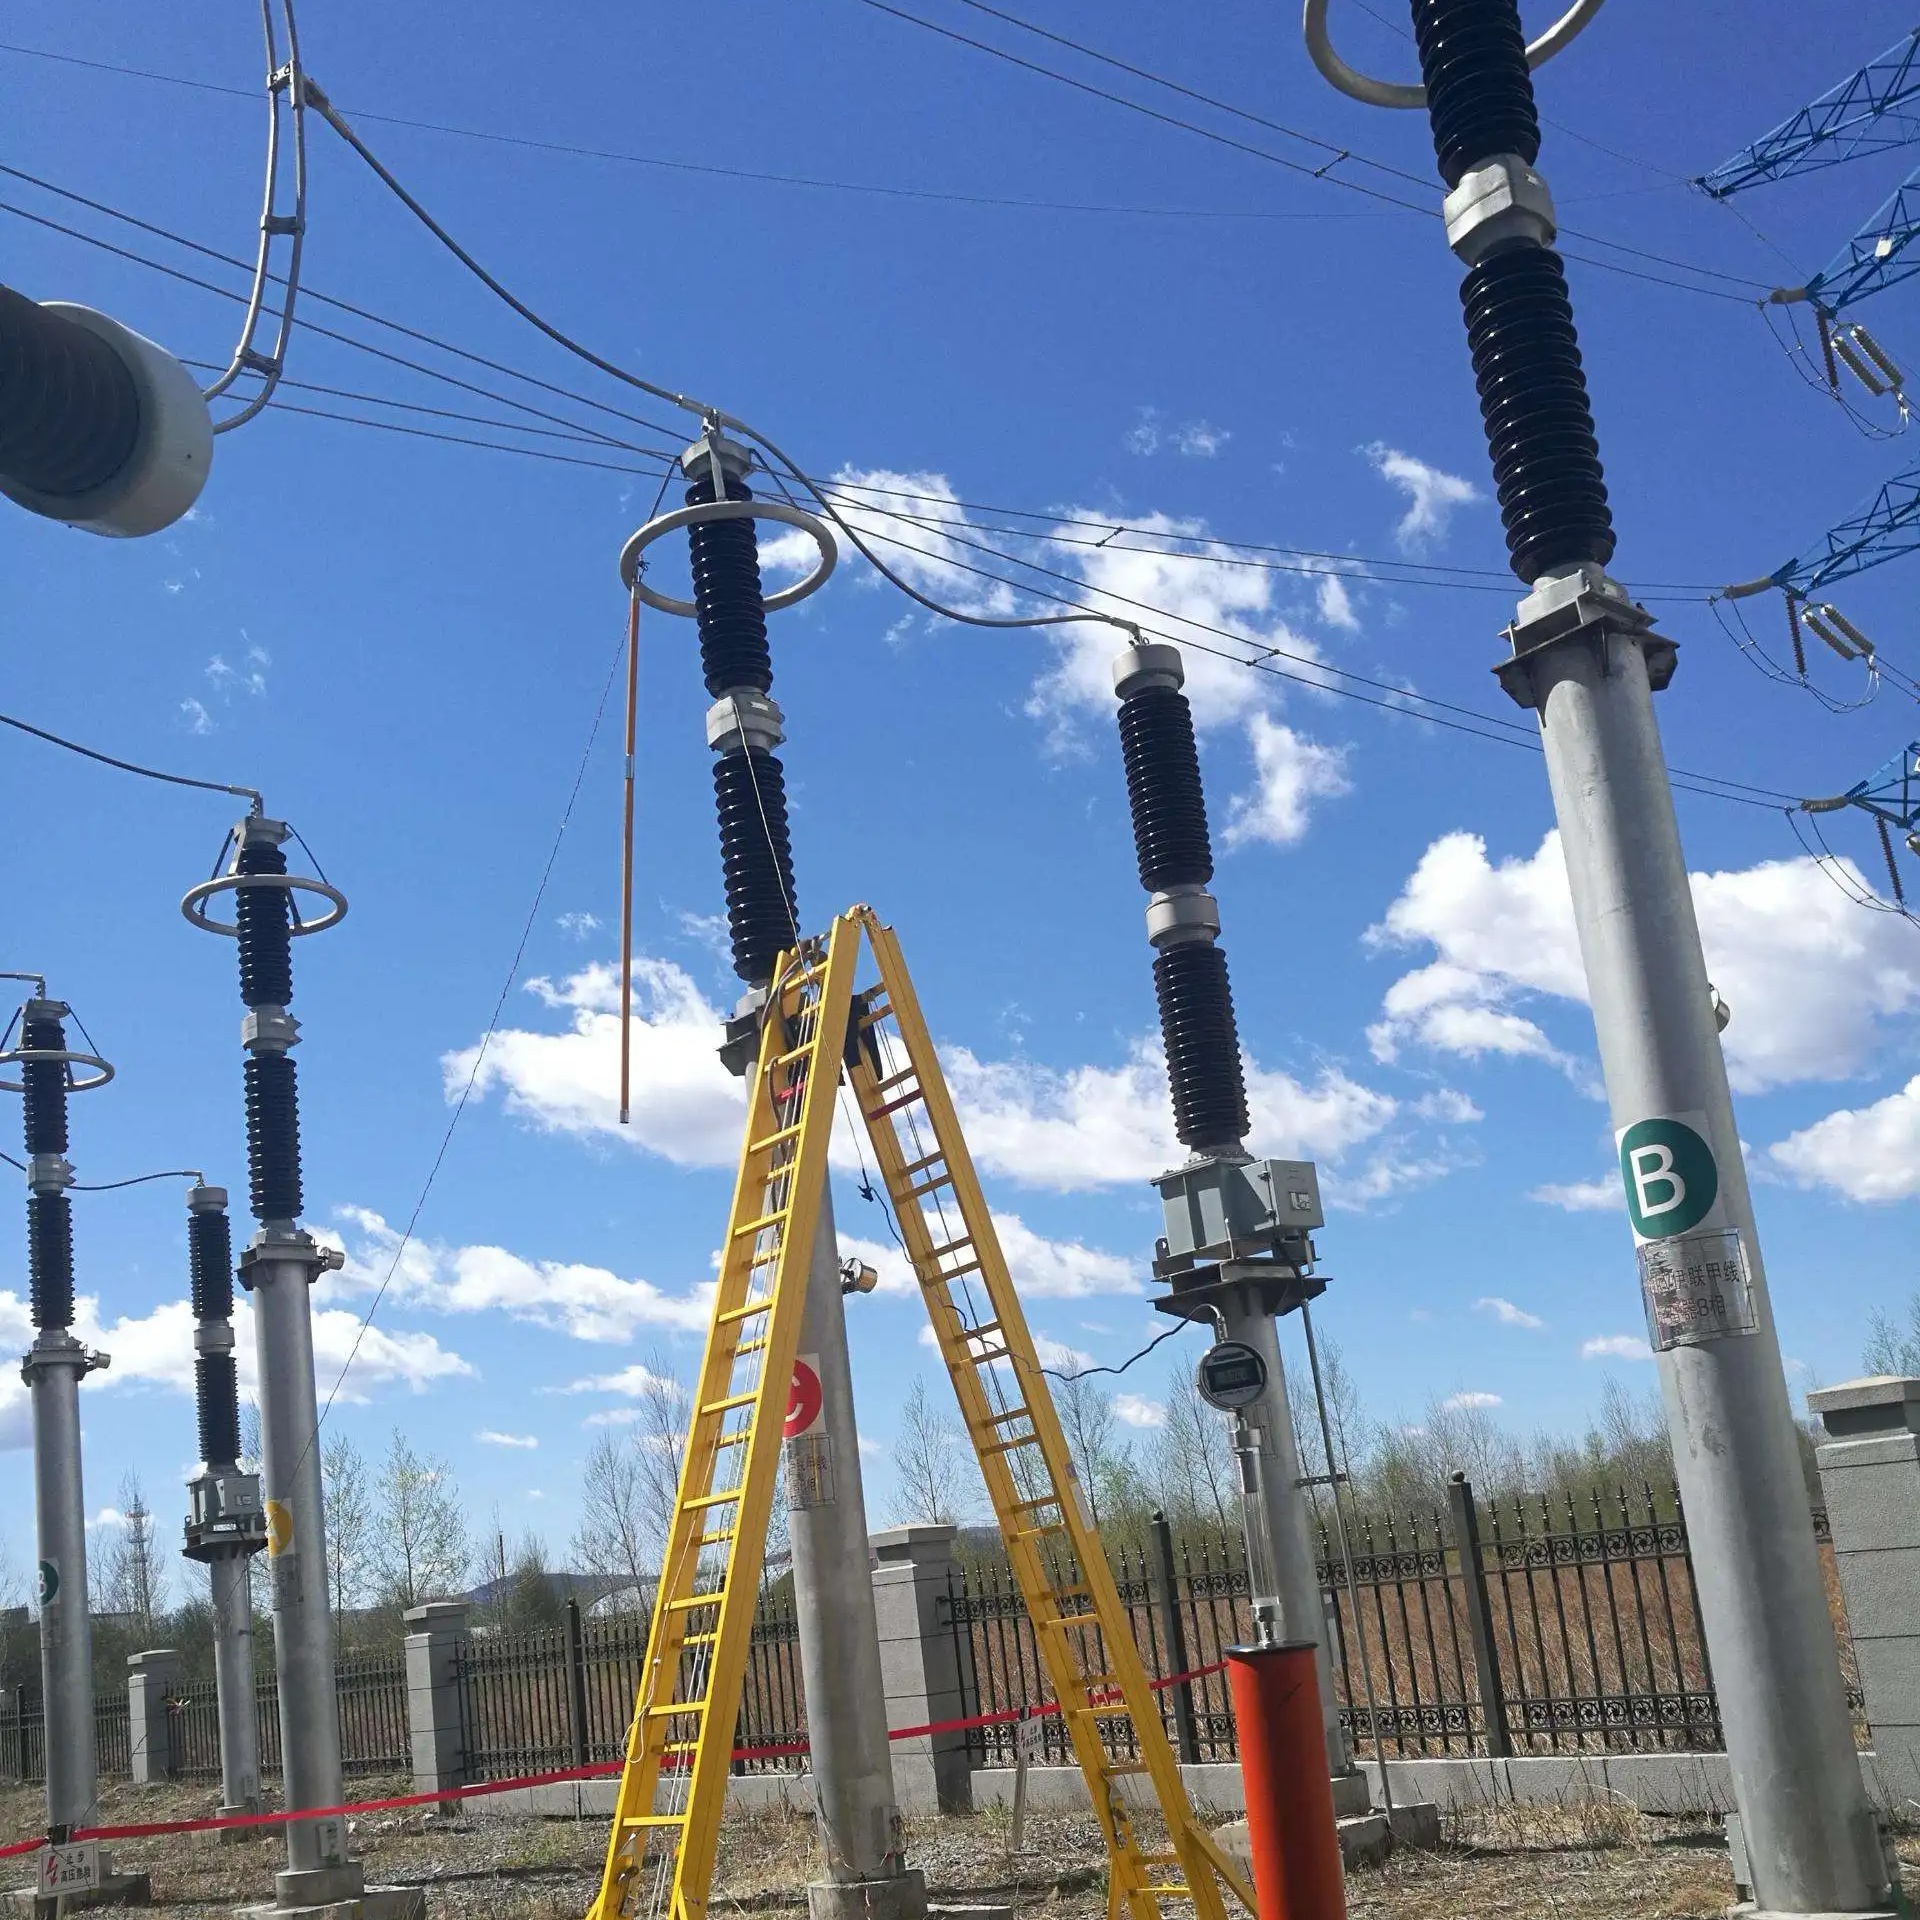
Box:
[1195,1339,1268,1412]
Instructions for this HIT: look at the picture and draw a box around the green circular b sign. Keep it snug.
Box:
[36,1560,57,1607]
[1619,1118,1718,1239]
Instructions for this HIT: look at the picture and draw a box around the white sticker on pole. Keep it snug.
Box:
[784,1354,824,1441]
[39,1844,100,1897]
[1615,1110,1756,1352]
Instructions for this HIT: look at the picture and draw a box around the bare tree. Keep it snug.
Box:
[1050,1365,1149,1534]
[370,1430,470,1610]
[322,1433,374,1633]
[889,1377,973,1526]
[1867,1293,1920,1377]
[1154,1374,1237,1534]
[571,1354,689,1608]
[100,1471,168,1636]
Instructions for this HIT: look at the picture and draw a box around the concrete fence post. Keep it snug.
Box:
[1445,1475,1511,1761]
[1810,1375,1920,1797]
[402,1600,470,1797]
[127,1648,183,1785]
[870,1525,971,1815]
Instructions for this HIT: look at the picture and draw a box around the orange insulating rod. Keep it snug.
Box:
[1225,1641,1347,1920]
[618,582,640,1126]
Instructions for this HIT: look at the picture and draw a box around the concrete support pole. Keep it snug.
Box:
[784,1187,926,1920]
[207,1552,261,1814]
[1528,627,1886,1914]
[1212,1284,1346,1775]
[245,1236,349,1884]
[26,1336,97,1830]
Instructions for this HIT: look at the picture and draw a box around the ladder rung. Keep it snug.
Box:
[1039,1612,1102,1630]
[1011,1521,1069,1542]
[868,1087,925,1118]
[736,1336,769,1358]
[620,1815,689,1829]
[684,1489,742,1511]
[924,1258,982,1283]
[747,1122,804,1154]
[927,1237,974,1260]
[770,1040,819,1069]
[976,1406,1035,1431]
[716,1298,773,1325]
[666,1592,724,1614]
[1142,1886,1191,1898]
[680,1631,718,1647]
[730,1209,790,1240]
[713,1428,751,1450]
[1103,1761,1152,1776]
[694,1532,735,1550]
[980,1432,1040,1456]
[660,1741,702,1755]
[898,1148,945,1178]
[963,1346,1011,1367]
[871,1065,918,1093]
[699,1390,759,1417]
[646,1700,709,1718]
[1008,1490,1060,1508]
[905,1172,953,1200]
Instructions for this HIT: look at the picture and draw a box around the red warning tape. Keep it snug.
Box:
[0,1659,1229,1860]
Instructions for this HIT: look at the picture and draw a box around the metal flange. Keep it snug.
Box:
[617,497,837,616]
[0,1047,114,1095]
[180,869,348,938]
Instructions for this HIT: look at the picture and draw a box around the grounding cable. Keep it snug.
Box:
[0,707,261,808]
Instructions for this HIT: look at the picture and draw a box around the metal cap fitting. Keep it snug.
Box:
[21,996,71,1024]
[705,689,787,755]
[241,1007,301,1053]
[1145,886,1222,950]
[1444,154,1557,267]
[680,430,753,491]
[193,1320,236,1354]
[1112,640,1185,700]
[187,1183,229,1213]
[236,814,290,850]
[27,1153,74,1194]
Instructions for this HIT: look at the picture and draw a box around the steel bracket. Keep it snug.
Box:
[1497,574,1677,710]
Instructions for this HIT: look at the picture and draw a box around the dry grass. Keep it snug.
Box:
[5,1778,1918,1920]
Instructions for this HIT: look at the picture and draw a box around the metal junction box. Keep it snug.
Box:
[1152,1155,1323,1277]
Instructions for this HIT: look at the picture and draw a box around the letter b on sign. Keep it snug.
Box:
[1618,1118,1717,1239]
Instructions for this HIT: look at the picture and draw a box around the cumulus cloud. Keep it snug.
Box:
[1113,1393,1167,1428]
[1582,1334,1654,1362]
[331,1207,712,1343]
[1364,444,1482,552]
[477,1430,538,1450]
[1475,1296,1545,1330]
[1316,574,1360,633]
[0,1285,472,1451]
[1224,714,1352,848]
[790,469,1017,616]
[1125,410,1230,458]
[1530,1176,1623,1212]
[1368,831,1920,1094]
[1768,1076,1920,1202]
[1441,1390,1501,1411]
[1034,1333,1097,1374]
[556,911,601,939]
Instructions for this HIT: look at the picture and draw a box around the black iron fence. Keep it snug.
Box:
[454,1592,805,1782]
[945,1480,1860,1763]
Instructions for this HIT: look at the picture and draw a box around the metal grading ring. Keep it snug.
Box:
[0,1048,115,1095]
[1302,0,1607,110]
[617,498,837,616]
[179,870,350,938]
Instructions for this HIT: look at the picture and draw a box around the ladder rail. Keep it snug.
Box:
[588,924,861,1920]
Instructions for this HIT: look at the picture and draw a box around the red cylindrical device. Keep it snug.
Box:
[1225,1641,1347,1920]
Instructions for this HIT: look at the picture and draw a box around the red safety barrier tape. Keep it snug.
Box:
[0,1658,1230,1858]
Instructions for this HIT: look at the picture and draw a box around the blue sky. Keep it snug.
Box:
[2,0,1919,1582]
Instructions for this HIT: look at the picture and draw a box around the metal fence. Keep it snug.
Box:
[454,1593,806,1782]
[0,1691,132,1785]
[945,1479,1860,1763]
[168,1651,410,1781]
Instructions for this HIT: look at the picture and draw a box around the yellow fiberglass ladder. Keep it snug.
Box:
[589,907,1253,1920]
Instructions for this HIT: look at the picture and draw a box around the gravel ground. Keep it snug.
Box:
[4,1777,1917,1920]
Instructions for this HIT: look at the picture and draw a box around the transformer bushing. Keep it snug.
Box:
[3,993,114,1835]
[626,433,924,1920]
[1109,641,1350,1775]
[1391,1,1891,1909]
[182,817,387,1917]
[180,1183,267,1818]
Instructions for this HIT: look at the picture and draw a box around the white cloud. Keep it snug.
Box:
[1441,1390,1501,1411]
[1364,444,1482,552]
[1530,1176,1623,1213]
[1316,574,1359,632]
[1768,1076,1920,1203]
[477,1430,539,1450]
[332,1207,712,1343]
[564,1362,682,1398]
[1414,1090,1482,1124]
[1113,1393,1167,1429]
[1368,831,1920,1094]
[448,958,743,1166]
[1475,1296,1545,1330]
[836,1216,1140,1302]
[1124,410,1230,458]
[1582,1334,1654,1362]
[1224,713,1351,848]
[180,698,213,735]
[793,469,1016,615]
[556,911,601,939]
[0,1283,473,1451]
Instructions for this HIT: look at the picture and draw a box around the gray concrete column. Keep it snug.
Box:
[1812,1376,1920,1799]
[870,1526,971,1816]
[127,1649,183,1786]
[402,1601,470,1797]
